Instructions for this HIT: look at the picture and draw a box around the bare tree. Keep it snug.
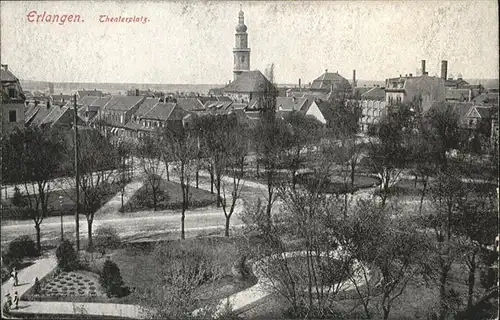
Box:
[281,112,323,190]
[161,126,198,240]
[65,129,119,250]
[116,139,132,212]
[253,116,292,228]
[367,104,413,206]
[137,135,165,212]
[3,127,65,252]
[454,186,497,312]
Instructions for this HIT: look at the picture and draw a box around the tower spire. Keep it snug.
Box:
[233,8,250,81]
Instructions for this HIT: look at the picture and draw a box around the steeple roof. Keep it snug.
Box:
[236,9,247,32]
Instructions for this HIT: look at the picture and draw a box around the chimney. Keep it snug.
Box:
[298,78,301,89]
[468,89,472,102]
[325,69,328,73]
[1,64,7,71]
[135,89,140,96]
[421,60,426,75]
[441,60,448,80]
[352,69,357,87]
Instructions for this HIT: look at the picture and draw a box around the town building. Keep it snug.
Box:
[384,73,445,107]
[221,70,277,110]
[95,96,146,135]
[77,96,112,124]
[50,93,74,107]
[1,64,26,133]
[309,70,352,94]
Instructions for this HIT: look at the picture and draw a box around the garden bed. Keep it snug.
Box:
[109,236,257,308]
[22,269,106,303]
[125,178,216,212]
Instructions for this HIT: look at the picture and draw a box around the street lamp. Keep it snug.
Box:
[59,195,64,241]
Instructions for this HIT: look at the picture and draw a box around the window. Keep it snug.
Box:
[8,110,16,122]
[8,88,16,98]
[469,120,474,127]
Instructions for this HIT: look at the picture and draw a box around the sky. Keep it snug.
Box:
[1,0,498,85]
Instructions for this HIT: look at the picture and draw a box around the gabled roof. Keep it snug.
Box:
[276,97,308,112]
[445,88,469,101]
[468,106,494,119]
[176,97,204,111]
[90,97,112,108]
[78,96,99,107]
[102,96,145,112]
[472,93,499,105]
[361,86,385,100]
[217,96,232,102]
[1,68,19,82]
[27,105,51,126]
[354,87,373,96]
[197,96,218,105]
[315,100,335,123]
[444,78,469,87]
[142,102,178,121]
[203,100,234,110]
[428,102,472,125]
[222,70,277,93]
[134,98,160,117]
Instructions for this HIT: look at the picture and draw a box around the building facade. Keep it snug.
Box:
[1,65,26,134]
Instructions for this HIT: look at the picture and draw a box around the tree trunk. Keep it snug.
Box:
[225,215,231,237]
[87,219,93,251]
[181,210,185,240]
[166,163,170,181]
[216,176,221,208]
[350,166,356,194]
[152,187,157,211]
[383,306,390,320]
[419,179,427,214]
[120,189,124,212]
[210,170,214,194]
[467,253,477,310]
[196,170,199,189]
[438,265,450,320]
[35,224,41,254]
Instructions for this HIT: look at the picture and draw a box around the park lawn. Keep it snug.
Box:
[97,236,256,309]
[125,178,216,212]
[243,262,495,320]
[1,183,122,221]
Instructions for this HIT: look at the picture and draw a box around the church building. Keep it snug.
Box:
[222,9,277,110]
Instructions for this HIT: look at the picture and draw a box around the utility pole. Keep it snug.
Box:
[73,94,80,251]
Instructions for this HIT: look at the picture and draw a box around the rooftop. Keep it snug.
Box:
[222,70,276,93]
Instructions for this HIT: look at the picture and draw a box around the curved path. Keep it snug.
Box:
[2,170,378,319]
[195,249,372,318]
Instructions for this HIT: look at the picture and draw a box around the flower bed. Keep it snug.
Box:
[22,269,106,302]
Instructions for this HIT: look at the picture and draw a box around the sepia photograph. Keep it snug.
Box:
[0,0,499,319]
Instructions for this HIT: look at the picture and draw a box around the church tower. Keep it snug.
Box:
[233,8,250,81]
